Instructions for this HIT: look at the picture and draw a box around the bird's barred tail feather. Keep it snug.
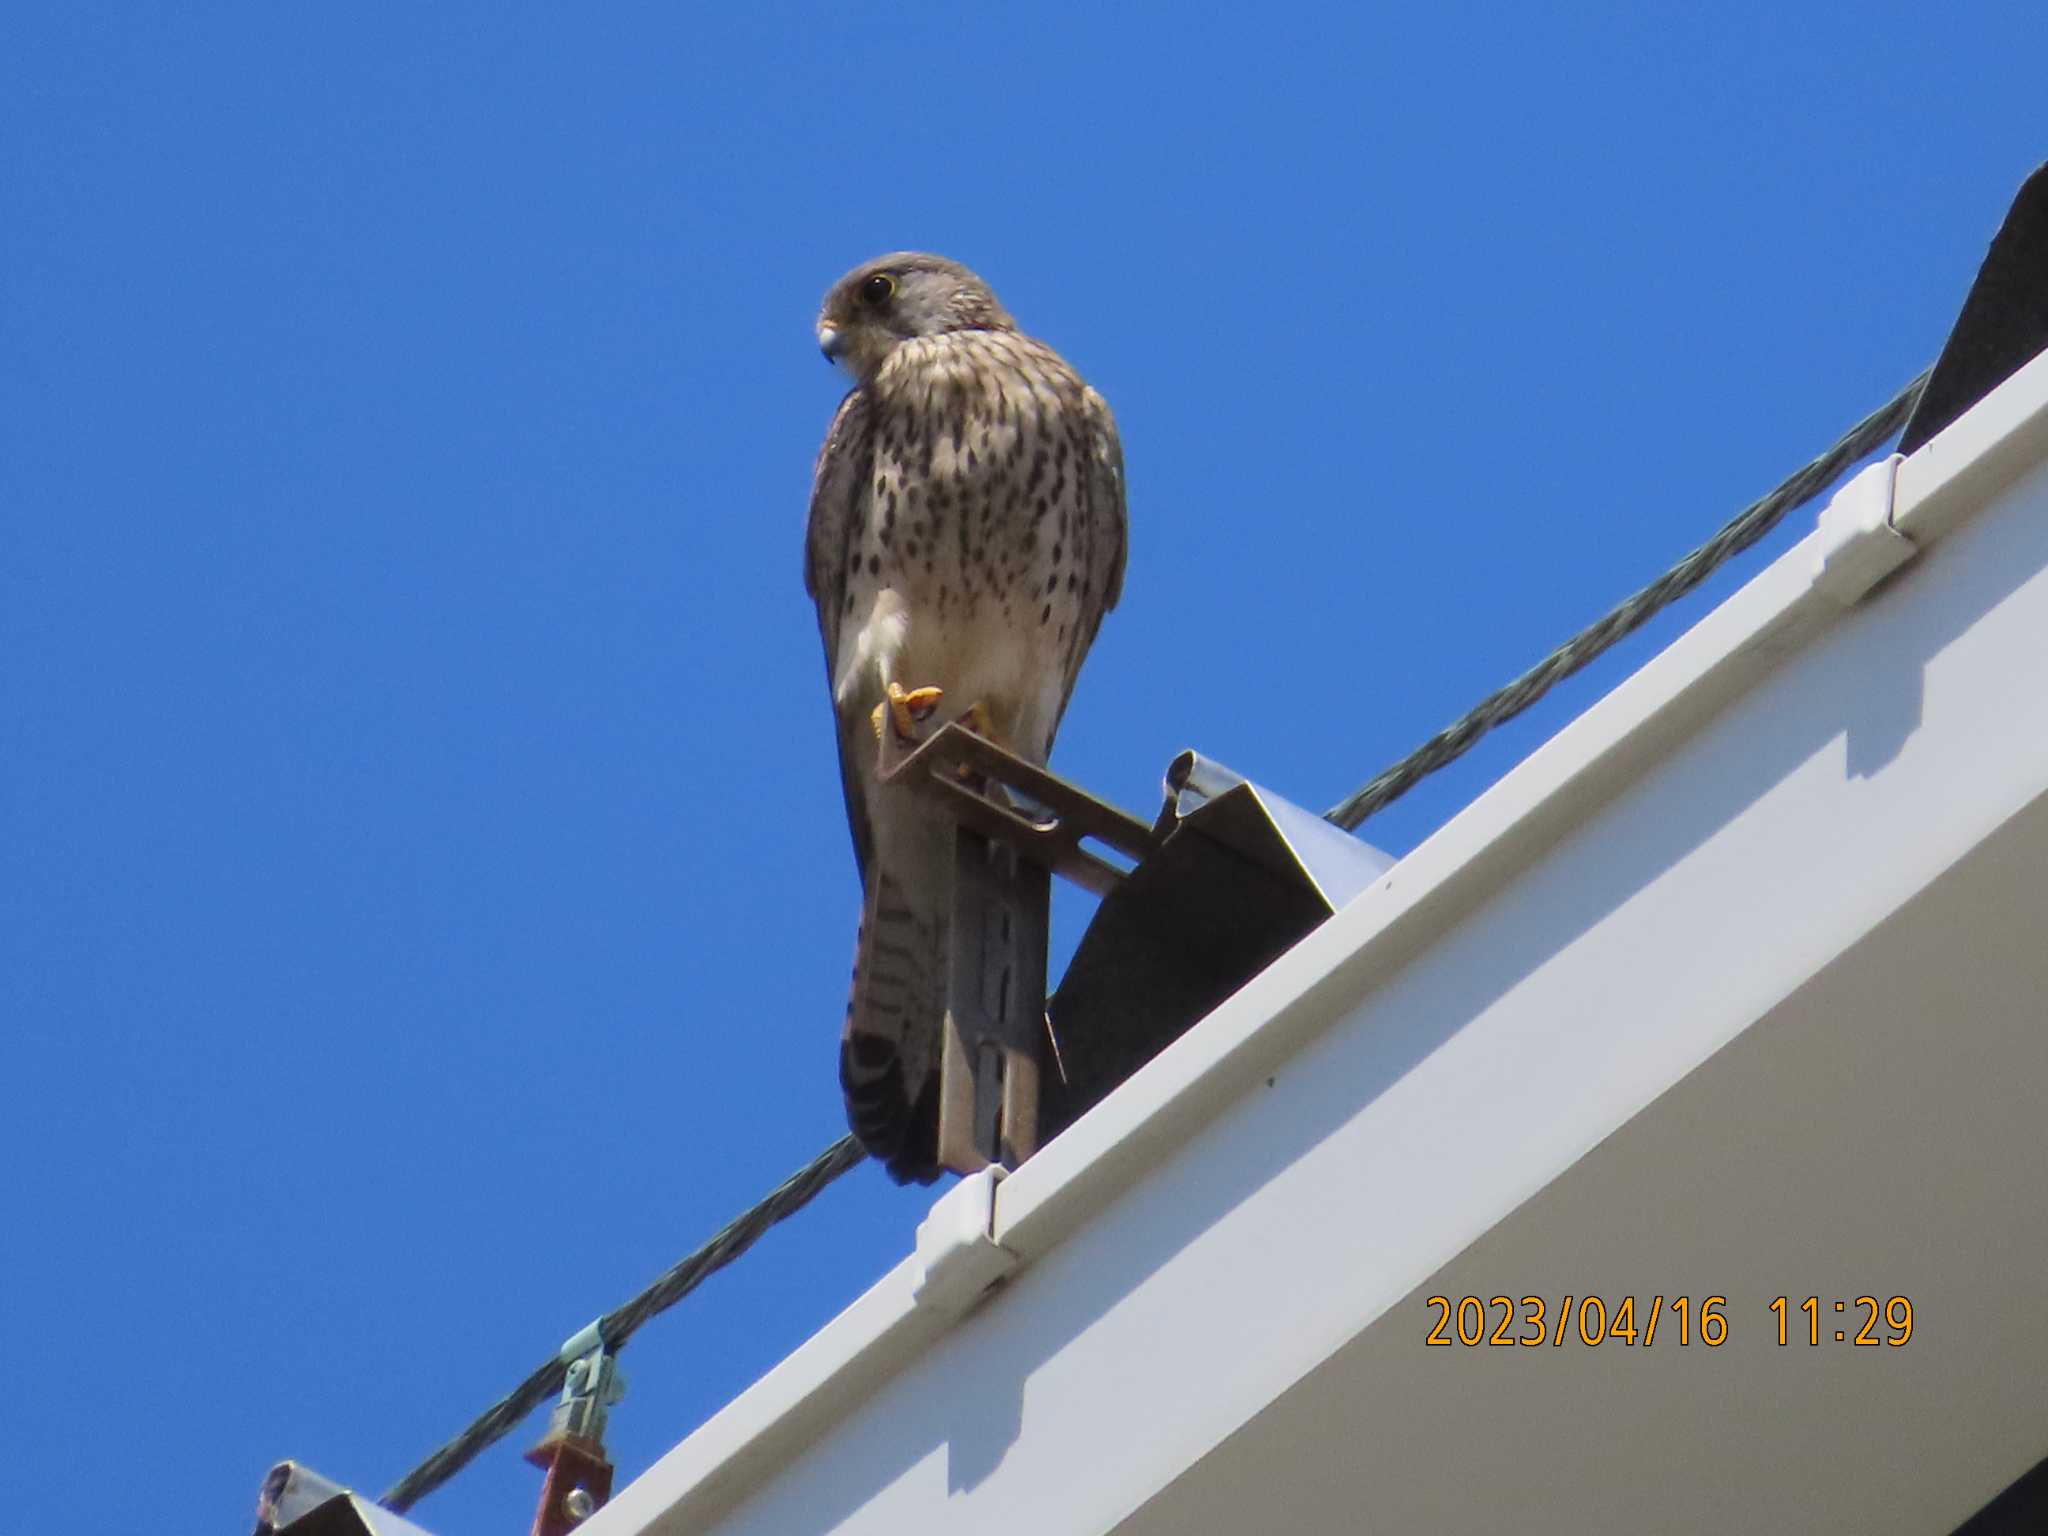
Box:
[838,859,946,1184]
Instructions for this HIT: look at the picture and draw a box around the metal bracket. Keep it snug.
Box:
[877,716,1159,1175]
[937,822,1050,1173]
[878,718,1157,896]
[524,1322,627,1536]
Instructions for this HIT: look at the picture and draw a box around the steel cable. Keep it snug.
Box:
[381,1134,868,1514]
[1323,370,1930,831]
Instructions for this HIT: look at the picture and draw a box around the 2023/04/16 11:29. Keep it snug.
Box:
[1422,1295,1914,1347]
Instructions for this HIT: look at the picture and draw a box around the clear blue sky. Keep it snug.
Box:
[2,5,2038,1531]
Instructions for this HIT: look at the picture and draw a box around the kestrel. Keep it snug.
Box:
[805,252,1128,1183]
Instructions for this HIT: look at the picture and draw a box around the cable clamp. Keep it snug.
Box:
[540,1320,628,1449]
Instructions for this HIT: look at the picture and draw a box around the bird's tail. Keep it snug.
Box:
[839,855,948,1184]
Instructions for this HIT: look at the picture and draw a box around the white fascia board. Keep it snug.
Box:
[586,347,2048,1536]
[994,344,2048,1262]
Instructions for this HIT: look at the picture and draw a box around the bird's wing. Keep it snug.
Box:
[804,387,872,663]
[1069,384,1128,694]
[804,387,878,879]
[1085,385,1127,613]
[809,389,947,1183]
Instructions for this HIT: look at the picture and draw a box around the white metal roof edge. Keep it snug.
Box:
[586,347,2048,1536]
[995,347,2048,1260]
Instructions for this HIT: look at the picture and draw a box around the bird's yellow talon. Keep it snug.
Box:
[874,681,944,742]
[898,684,943,718]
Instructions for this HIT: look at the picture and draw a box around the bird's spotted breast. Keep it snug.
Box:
[846,332,1098,740]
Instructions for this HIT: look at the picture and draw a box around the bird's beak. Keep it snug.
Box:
[818,323,848,363]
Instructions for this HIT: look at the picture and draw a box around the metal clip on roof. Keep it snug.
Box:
[1041,751,1394,1142]
[1899,160,2048,456]
[252,1463,437,1536]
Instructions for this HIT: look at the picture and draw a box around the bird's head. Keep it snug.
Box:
[816,252,1014,383]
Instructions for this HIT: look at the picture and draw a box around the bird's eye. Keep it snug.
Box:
[860,273,897,306]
